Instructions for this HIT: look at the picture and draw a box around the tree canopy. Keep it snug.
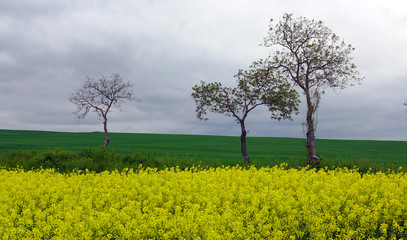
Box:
[70,73,141,148]
[192,60,299,163]
[262,14,363,164]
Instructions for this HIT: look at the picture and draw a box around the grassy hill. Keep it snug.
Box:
[1,129,406,168]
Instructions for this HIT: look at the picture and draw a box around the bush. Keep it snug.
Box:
[0,149,405,174]
[0,150,38,169]
[0,148,119,173]
[0,148,201,173]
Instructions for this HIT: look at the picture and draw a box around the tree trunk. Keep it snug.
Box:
[103,117,110,149]
[305,91,320,165]
[239,120,250,164]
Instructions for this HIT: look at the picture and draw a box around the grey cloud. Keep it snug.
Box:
[0,0,406,140]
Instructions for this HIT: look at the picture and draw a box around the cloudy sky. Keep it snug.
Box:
[1,0,406,140]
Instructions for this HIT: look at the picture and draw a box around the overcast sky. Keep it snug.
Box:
[1,0,406,140]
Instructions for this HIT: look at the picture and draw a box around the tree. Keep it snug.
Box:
[70,73,141,149]
[262,13,363,165]
[192,60,299,163]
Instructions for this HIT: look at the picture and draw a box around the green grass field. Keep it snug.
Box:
[1,129,406,168]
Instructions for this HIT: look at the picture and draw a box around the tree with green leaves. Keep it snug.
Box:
[70,73,141,149]
[262,13,363,165]
[192,60,299,163]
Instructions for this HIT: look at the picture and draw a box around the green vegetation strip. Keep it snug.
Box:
[1,129,406,170]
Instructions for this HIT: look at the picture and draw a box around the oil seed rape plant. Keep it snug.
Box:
[0,166,406,239]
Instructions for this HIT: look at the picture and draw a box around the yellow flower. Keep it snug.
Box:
[0,167,405,239]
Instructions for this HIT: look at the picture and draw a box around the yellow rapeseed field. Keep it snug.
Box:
[0,166,406,239]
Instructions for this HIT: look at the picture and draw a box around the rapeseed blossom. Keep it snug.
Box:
[0,166,406,239]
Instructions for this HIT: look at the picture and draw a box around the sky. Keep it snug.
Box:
[0,0,406,140]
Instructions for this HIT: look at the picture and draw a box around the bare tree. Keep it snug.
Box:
[192,60,299,163]
[70,73,141,149]
[262,14,363,165]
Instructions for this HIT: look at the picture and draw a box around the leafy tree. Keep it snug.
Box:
[70,73,141,149]
[192,60,299,163]
[262,13,363,165]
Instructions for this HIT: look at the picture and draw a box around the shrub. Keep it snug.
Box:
[0,149,405,174]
